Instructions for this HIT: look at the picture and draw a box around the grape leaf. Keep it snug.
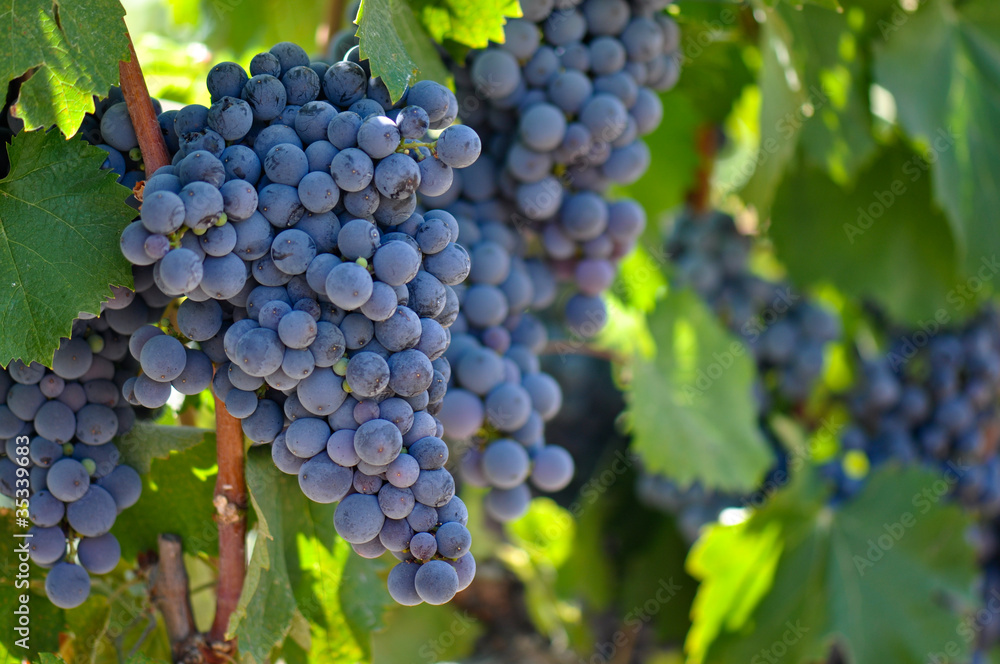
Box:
[686,467,977,663]
[625,289,773,492]
[2,0,129,136]
[0,130,134,369]
[769,144,964,325]
[409,0,521,50]
[116,422,209,474]
[873,0,1000,278]
[355,0,452,102]
[112,433,219,560]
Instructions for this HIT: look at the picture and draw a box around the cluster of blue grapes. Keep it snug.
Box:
[829,309,1000,508]
[101,41,489,606]
[326,28,580,524]
[0,317,144,610]
[666,209,841,409]
[442,0,679,336]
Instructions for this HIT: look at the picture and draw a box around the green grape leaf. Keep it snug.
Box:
[112,433,219,560]
[686,467,977,664]
[0,130,134,369]
[625,289,773,492]
[769,145,964,325]
[355,0,452,102]
[116,422,210,474]
[873,0,1000,278]
[2,0,129,136]
[410,0,521,50]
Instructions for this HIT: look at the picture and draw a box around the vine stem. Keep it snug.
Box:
[149,534,200,661]
[209,396,247,644]
[118,33,170,174]
[685,124,719,215]
[119,25,247,656]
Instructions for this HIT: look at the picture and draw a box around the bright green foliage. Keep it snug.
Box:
[0,130,134,368]
[112,431,218,559]
[873,0,1000,277]
[1,0,129,136]
[770,145,965,324]
[355,0,453,102]
[410,0,521,52]
[687,467,977,663]
[627,289,773,492]
[234,449,391,663]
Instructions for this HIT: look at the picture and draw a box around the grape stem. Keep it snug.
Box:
[398,140,437,159]
[209,395,248,646]
[118,32,170,175]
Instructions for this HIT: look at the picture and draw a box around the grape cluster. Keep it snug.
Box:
[440,0,679,334]
[667,209,841,409]
[100,41,486,606]
[0,317,144,610]
[828,308,1000,509]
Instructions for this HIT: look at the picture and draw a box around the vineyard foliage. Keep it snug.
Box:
[1,0,999,662]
